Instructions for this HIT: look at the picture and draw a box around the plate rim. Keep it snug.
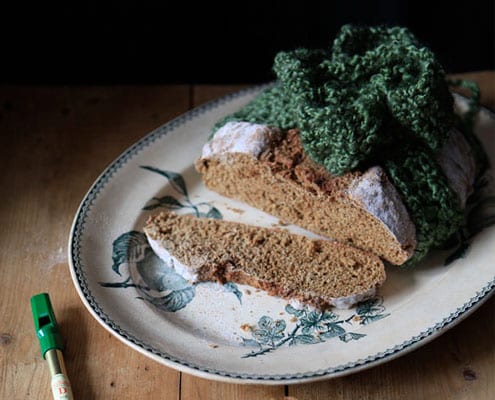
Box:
[68,86,495,384]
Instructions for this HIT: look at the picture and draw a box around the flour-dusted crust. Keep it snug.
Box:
[346,166,416,258]
[201,121,281,160]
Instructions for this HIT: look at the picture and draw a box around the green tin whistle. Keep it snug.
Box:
[31,293,74,400]
[31,293,64,358]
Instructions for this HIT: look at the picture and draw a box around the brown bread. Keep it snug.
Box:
[144,212,386,309]
[196,125,416,265]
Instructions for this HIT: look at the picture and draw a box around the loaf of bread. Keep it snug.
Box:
[144,212,386,309]
[196,124,418,265]
[196,122,476,266]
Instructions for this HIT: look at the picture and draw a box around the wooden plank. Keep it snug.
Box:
[0,85,189,400]
[192,84,253,106]
[180,375,286,400]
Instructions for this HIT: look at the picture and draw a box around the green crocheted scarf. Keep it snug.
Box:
[213,25,483,265]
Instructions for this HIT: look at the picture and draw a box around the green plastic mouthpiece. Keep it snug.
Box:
[31,293,64,358]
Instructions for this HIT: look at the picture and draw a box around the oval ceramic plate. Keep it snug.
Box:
[69,87,495,384]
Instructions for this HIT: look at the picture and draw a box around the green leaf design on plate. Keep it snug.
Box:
[206,206,223,219]
[136,248,190,292]
[101,231,195,310]
[356,297,389,325]
[359,313,389,325]
[356,297,386,316]
[111,231,148,275]
[300,310,337,335]
[140,166,223,220]
[320,323,346,338]
[339,332,366,342]
[241,337,262,348]
[252,316,286,346]
[104,237,197,313]
[142,195,184,211]
[285,304,305,318]
[242,298,388,358]
[140,165,188,196]
[223,282,243,304]
[139,287,196,312]
[290,334,322,345]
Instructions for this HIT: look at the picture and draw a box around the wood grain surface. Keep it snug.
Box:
[1,72,494,400]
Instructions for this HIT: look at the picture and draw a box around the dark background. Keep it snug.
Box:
[1,1,493,84]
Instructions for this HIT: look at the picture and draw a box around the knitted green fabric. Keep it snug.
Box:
[213,25,476,265]
[385,147,464,264]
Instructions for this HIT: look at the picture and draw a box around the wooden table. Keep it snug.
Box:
[1,72,494,400]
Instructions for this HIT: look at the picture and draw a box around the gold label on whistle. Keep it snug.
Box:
[51,373,74,400]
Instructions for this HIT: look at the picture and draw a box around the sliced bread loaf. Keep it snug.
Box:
[195,122,476,265]
[196,123,416,265]
[144,212,386,309]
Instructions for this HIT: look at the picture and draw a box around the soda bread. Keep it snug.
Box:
[144,212,386,309]
[196,123,475,265]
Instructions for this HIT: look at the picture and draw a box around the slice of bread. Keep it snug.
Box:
[196,122,417,265]
[144,212,386,309]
